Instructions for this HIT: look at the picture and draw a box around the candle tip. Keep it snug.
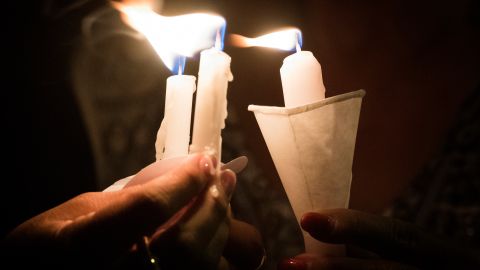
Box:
[295,40,301,53]
[177,56,186,75]
[215,30,222,50]
[178,64,183,75]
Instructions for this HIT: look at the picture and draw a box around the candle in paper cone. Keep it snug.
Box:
[249,90,365,256]
[280,51,326,108]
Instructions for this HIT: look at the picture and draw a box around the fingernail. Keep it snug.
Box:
[220,170,236,198]
[300,212,334,236]
[278,258,307,270]
[199,155,216,176]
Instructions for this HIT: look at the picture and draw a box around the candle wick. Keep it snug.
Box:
[178,63,183,76]
[295,40,301,53]
[215,30,222,50]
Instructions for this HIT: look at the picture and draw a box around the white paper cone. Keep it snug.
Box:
[248,90,365,256]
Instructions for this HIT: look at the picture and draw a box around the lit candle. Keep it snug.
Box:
[191,32,233,160]
[230,28,325,107]
[280,48,325,107]
[161,61,196,159]
[114,3,227,160]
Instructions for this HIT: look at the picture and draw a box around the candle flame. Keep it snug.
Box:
[112,2,226,73]
[229,28,302,52]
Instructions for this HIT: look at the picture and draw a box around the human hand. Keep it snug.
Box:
[119,155,264,269]
[4,154,263,269]
[141,156,263,270]
[278,209,480,270]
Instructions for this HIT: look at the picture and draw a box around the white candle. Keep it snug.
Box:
[114,4,228,160]
[158,74,196,159]
[280,49,326,108]
[190,39,233,160]
[229,29,325,108]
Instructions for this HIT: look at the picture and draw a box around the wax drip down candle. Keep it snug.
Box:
[191,29,233,161]
[230,28,326,107]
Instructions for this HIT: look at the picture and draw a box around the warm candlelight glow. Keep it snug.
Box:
[229,28,302,51]
[112,2,225,72]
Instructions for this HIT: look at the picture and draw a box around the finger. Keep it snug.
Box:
[175,169,237,246]
[124,155,188,188]
[223,219,265,270]
[57,154,215,260]
[149,220,231,270]
[278,255,420,270]
[300,209,479,268]
[204,217,231,266]
[149,170,235,268]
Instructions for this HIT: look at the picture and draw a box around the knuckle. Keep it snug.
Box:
[75,192,95,201]
[177,168,205,193]
[134,187,170,215]
[178,230,202,251]
[184,164,205,184]
[337,212,363,240]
